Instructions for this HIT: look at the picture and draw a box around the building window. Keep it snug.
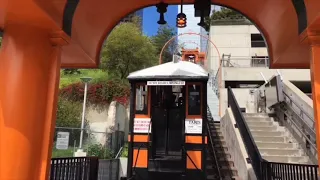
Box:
[188,84,202,116]
[135,84,148,115]
[251,34,266,48]
[251,56,268,67]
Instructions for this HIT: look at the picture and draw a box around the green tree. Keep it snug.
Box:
[56,97,82,127]
[55,97,89,147]
[100,21,157,79]
[131,16,142,30]
[203,7,245,31]
[151,25,178,63]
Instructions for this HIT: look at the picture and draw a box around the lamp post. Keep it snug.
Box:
[75,77,92,157]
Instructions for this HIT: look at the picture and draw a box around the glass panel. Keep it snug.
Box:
[188,84,201,115]
[135,84,148,115]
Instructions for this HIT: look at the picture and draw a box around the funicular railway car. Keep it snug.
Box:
[125,59,209,180]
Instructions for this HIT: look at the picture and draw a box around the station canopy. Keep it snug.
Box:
[127,60,209,80]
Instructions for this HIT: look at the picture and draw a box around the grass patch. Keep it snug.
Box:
[60,69,109,88]
[52,148,75,158]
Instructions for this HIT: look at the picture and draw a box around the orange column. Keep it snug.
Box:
[309,33,320,166]
[0,25,62,180]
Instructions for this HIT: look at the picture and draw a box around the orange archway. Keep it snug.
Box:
[2,1,320,180]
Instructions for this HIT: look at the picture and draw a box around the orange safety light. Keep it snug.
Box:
[176,13,187,28]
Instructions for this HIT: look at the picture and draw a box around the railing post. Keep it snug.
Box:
[89,157,99,180]
[227,88,230,108]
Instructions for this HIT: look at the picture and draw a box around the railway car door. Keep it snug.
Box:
[150,85,185,158]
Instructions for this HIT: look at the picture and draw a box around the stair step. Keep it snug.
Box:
[251,130,283,137]
[213,144,228,148]
[220,166,238,176]
[219,160,235,167]
[210,131,222,136]
[212,139,226,145]
[214,146,228,151]
[246,121,273,126]
[211,136,224,140]
[208,152,232,160]
[216,156,233,162]
[206,166,238,176]
[256,142,297,149]
[254,136,286,143]
[210,129,222,133]
[148,168,183,173]
[263,155,310,164]
[207,175,240,180]
[216,152,232,159]
[206,159,235,168]
[247,125,277,131]
[215,149,229,154]
[243,113,270,118]
[208,124,220,129]
[259,148,303,156]
[207,145,228,152]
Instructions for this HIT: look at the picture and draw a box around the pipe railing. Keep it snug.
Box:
[206,106,222,179]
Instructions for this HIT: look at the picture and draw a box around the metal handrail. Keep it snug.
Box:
[115,146,124,159]
[256,75,317,153]
[221,56,269,68]
[227,87,264,179]
[283,91,315,129]
[278,106,317,151]
[206,120,222,179]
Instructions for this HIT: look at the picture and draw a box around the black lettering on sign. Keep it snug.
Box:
[189,120,201,125]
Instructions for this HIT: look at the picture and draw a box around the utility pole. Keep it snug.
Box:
[74,77,92,157]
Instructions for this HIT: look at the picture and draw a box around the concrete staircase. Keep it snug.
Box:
[243,113,312,164]
[206,121,240,179]
[207,83,220,121]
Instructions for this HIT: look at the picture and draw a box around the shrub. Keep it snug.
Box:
[59,79,130,106]
[87,144,114,159]
[55,97,89,147]
[121,143,128,158]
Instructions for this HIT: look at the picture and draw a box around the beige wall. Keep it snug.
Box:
[221,108,257,180]
[222,68,310,82]
[86,101,130,145]
[207,25,267,72]
[207,24,310,82]
[219,88,257,116]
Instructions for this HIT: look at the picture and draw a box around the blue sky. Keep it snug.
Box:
[142,5,178,37]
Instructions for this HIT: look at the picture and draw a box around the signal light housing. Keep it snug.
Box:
[176,13,187,28]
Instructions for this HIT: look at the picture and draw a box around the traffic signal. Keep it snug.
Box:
[176,13,187,28]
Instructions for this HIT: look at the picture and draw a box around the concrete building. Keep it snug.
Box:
[200,27,209,53]
[206,18,311,116]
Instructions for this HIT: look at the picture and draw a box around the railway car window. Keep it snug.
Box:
[136,84,148,115]
[188,84,201,115]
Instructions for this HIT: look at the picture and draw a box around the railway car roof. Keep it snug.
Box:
[127,60,209,80]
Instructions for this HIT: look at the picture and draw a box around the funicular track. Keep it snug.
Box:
[206,106,240,180]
